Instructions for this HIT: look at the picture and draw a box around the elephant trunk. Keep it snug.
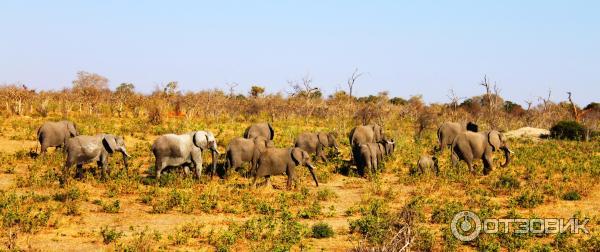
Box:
[211,150,218,178]
[501,147,512,167]
[307,164,319,187]
[121,149,130,170]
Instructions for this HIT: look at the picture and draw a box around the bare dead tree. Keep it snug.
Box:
[537,89,552,112]
[288,74,319,97]
[225,82,239,97]
[347,68,363,100]
[447,89,465,112]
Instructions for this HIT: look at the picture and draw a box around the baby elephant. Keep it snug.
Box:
[225,136,274,177]
[253,147,318,190]
[417,155,439,175]
[64,134,130,180]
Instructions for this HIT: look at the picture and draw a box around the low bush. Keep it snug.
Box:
[311,222,334,238]
[550,120,586,140]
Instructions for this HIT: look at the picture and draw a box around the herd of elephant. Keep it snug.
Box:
[35,120,513,189]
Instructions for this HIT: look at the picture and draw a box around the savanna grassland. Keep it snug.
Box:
[0,78,599,251]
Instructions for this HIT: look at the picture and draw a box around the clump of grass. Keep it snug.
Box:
[494,174,520,190]
[297,200,322,219]
[562,191,581,201]
[511,190,544,208]
[316,188,338,201]
[94,199,121,213]
[430,201,462,224]
[100,226,123,244]
[348,199,395,245]
[311,222,334,238]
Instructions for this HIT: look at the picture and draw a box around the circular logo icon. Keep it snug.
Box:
[451,210,482,241]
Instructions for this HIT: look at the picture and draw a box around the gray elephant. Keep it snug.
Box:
[417,155,439,175]
[356,143,379,176]
[37,120,78,153]
[253,147,318,190]
[152,131,219,180]
[64,134,130,180]
[376,138,396,159]
[436,122,478,152]
[451,130,513,175]
[244,123,274,140]
[294,132,339,162]
[349,123,385,163]
[349,123,384,147]
[225,136,274,177]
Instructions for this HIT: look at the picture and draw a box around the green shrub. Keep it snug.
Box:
[311,222,334,238]
[100,226,123,244]
[550,120,586,140]
[431,201,462,224]
[562,191,581,201]
[348,199,393,245]
[511,191,544,208]
[494,174,520,190]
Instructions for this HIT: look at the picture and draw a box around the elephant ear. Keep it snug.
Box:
[102,134,118,154]
[267,123,275,140]
[488,131,502,152]
[290,148,303,166]
[317,133,328,147]
[67,122,78,137]
[193,131,209,149]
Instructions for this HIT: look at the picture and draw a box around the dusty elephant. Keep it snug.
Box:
[436,121,478,152]
[356,143,379,177]
[451,130,513,175]
[64,134,130,180]
[253,147,318,190]
[375,138,396,160]
[417,155,439,175]
[152,131,219,180]
[225,136,274,177]
[244,123,274,140]
[294,132,339,162]
[37,120,78,153]
[349,123,385,163]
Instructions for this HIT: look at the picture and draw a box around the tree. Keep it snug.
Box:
[250,86,265,98]
[72,71,109,91]
[347,68,363,100]
[115,83,135,95]
[164,81,179,96]
[288,74,321,98]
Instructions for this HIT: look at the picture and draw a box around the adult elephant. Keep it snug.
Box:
[451,130,513,175]
[294,132,339,162]
[37,120,78,153]
[356,143,379,177]
[253,147,318,190]
[64,134,130,180]
[244,123,274,140]
[436,122,478,152]
[225,136,274,177]
[152,131,219,180]
[349,123,384,163]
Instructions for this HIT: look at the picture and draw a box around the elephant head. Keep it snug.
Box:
[193,131,220,175]
[487,131,512,167]
[370,124,384,142]
[383,138,395,155]
[317,132,339,151]
[253,136,274,152]
[290,147,319,187]
[102,134,130,168]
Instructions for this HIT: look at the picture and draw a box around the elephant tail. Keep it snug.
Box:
[267,123,274,140]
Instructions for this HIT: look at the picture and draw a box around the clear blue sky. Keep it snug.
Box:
[1,1,598,105]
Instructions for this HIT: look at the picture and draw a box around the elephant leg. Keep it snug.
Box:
[451,151,459,168]
[286,169,294,190]
[76,164,84,179]
[192,155,203,180]
[482,155,493,175]
[155,159,166,180]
